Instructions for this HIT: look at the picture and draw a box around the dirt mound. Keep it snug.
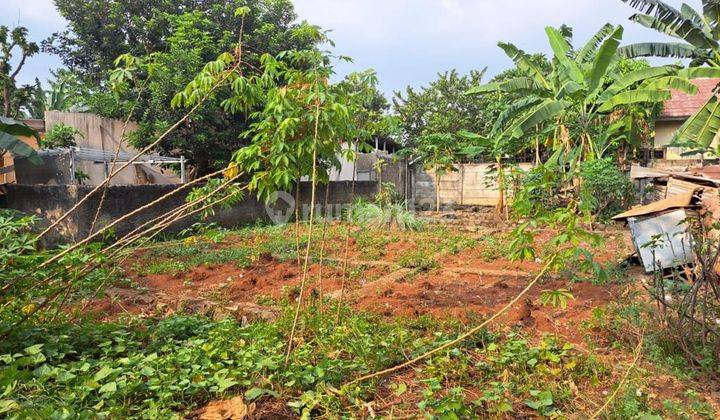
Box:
[352,267,626,346]
[192,397,254,420]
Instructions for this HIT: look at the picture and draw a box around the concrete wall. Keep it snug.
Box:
[654,120,719,160]
[328,148,408,198]
[412,163,534,209]
[44,111,180,185]
[13,153,74,185]
[0,181,377,246]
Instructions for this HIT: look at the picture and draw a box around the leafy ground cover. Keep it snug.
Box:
[2,214,718,418]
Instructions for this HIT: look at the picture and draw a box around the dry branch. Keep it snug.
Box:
[344,257,555,386]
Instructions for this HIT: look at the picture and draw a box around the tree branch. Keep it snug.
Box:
[9,51,28,81]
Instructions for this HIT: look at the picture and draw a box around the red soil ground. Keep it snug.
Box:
[85,226,635,351]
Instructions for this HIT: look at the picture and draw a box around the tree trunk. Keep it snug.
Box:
[192,155,210,180]
[496,157,505,215]
[377,161,382,199]
[435,169,441,213]
[3,85,10,117]
[295,180,301,266]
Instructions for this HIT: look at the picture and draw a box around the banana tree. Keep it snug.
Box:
[468,24,696,168]
[619,0,720,65]
[619,0,720,154]
[0,117,41,166]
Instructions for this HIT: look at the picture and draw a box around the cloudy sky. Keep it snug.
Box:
[0,0,698,98]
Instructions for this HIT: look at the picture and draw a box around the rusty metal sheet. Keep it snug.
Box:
[666,177,718,198]
[630,164,667,180]
[613,190,697,221]
[628,209,694,272]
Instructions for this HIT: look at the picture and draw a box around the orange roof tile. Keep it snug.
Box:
[659,78,720,120]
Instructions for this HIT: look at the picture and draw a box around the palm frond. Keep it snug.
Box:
[622,0,683,22]
[509,100,570,138]
[497,42,551,89]
[680,3,711,34]
[587,26,624,95]
[703,0,720,37]
[491,97,543,135]
[465,83,500,95]
[598,65,678,102]
[631,13,717,50]
[597,89,672,112]
[678,67,720,78]
[0,132,42,165]
[672,95,720,147]
[577,23,616,63]
[640,76,699,94]
[618,42,700,58]
[546,26,584,84]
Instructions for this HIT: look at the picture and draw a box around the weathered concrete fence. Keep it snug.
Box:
[0,181,377,246]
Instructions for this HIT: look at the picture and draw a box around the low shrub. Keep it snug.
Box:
[579,158,635,220]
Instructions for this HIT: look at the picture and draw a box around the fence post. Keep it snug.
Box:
[459,164,465,206]
[180,156,186,183]
[69,148,76,185]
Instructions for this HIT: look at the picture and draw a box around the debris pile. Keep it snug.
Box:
[615,165,720,273]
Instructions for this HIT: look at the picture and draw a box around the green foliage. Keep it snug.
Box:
[70,2,320,176]
[42,123,82,149]
[0,25,39,118]
[0,210,38,269]
[619,0,719,65]
[0,117,41,164]
[229,47,355,199]
[579,158,635,220]
[0,305,448,418]
[397,250,437,271]
[48,0,306,85]
[470,24,688,167]
[22,70,89,119]
[539,289,575,310]
[618,0,720,151]
[393,69,491,144]
[347,200,423,232]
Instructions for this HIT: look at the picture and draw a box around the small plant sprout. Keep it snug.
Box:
[539,289,575,310]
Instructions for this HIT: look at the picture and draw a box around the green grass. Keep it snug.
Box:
[0,303,622,418]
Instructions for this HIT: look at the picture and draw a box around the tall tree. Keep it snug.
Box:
[468,23,702,219]
[0,26,39,117]
[46,0,304,86]
[78,4,318,177]
[393,69,489,145]
[469,24,697,164]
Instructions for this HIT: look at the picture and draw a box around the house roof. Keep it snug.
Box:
[659,78,720,120]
